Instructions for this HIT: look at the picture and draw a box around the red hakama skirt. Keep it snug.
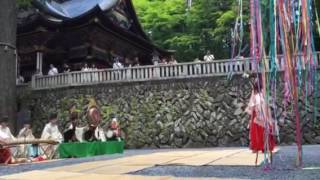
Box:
[249,110,276,152]
[0,148,12,164]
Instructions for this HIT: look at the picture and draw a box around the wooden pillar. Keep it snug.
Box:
[36,51,43,74]
[0,0,17,131]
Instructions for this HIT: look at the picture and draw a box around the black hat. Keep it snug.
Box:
[1,116,8,123]
[49,113,58,120]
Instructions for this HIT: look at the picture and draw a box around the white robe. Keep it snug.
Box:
[16,127,35,158]
[0,126,15,142]
[40,123,63,159]
[0,126,17,157]
[41,123,63,143]
[65,124,85,142]
[94,126,106,142]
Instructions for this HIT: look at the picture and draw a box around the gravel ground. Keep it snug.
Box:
[1,145,319,179]
[132,145,320,180]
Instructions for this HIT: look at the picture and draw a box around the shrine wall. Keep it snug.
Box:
[17,74,320,148]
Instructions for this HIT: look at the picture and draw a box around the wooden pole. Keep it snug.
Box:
[0,0,17,132]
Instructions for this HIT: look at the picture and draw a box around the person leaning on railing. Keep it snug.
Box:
[63,63,71,73]
[48,64,59,76]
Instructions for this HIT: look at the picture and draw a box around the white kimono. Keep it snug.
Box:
[41,123,63,143]
[0,125,17,156]
[40,123,63,159]
[94,126,106,142]
[16,127,36,158]
[65,123,85,142]
[0,126,15,142]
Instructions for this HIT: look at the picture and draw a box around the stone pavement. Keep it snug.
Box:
[1,146,320,180]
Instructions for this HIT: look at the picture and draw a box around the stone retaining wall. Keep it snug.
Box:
[18,75,320,148]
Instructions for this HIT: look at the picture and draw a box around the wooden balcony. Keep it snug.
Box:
[31,52,320,90]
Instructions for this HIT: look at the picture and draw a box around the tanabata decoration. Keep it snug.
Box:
[241,0,319,167]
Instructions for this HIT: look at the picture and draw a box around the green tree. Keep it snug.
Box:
[133,0,250,61]
[17,0,32,8]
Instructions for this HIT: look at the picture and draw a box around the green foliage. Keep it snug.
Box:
[16,0,32,8]
[133,0,250,61]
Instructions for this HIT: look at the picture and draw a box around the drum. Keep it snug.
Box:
[88,107,101,126]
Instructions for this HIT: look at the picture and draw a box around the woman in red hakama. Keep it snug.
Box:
[246,79,276,166]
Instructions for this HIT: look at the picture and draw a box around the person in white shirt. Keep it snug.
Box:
[0,117,15,142]
[113,58,124,80]
[113,58,124,69]
[81,63,90,71]
[91,63,98,82]
[81,63,90,82]
[0,117,16,164]
[48,64,58,75]
[16,122,37,158]
[204,50,215,62]
[16,74,25,84]
[40,113,63,159]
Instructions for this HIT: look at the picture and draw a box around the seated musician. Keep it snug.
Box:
[0,116,16,164]
[106,117,121,141]
[39,113,63,159]
[83,99,106,142]
[0,117,15,140]
[16,122,38,158]
[63,112,86,142]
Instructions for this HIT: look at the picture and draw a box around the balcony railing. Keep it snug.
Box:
[31,52,320,90]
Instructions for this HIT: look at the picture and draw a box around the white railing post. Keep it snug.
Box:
[31,75,36,89]
[129,68,132,80]
[182,64,188,76]
[68,73,72,85]
[154,66,160,78]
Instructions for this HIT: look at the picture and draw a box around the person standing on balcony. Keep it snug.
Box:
[124,57,132,68]
[63,63,71,73]
[133,57,140,67]
[81,63,90,82]
[48,64,58,75]
[81,63,90,71]
[194,58,201,74]
[168,55,178,64]
[159,58,167,65]
[16,74,24,84]
[113,57,124,80]
[91,63,98,82]
[204,50,215,62]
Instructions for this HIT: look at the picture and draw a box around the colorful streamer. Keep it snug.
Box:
[247,0,319,167]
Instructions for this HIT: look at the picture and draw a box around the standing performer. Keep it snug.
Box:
[84,99,106,142]
[245,77,276,166]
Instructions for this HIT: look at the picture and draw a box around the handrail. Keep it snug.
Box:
[31,52,320,90]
